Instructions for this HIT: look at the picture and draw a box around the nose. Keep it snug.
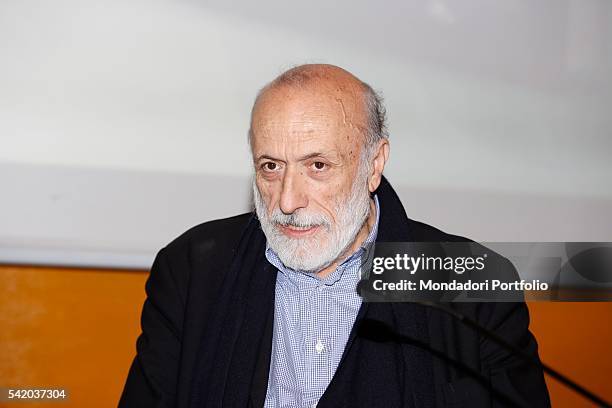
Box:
[279,167,308,215]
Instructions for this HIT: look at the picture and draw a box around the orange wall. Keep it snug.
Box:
[0,265,610,407]
[0,265,146,408]
[528,302,612,407]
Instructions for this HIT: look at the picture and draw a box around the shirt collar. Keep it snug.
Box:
[265,194,380,287]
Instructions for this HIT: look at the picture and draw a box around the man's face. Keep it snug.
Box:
[250,84,372,272]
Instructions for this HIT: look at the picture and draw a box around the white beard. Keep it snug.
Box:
[253,168,372,273]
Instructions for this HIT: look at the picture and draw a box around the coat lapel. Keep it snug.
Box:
[324,176,435,407]
[334,175,416,370]
[189,216,277,408]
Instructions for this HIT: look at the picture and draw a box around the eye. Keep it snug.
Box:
[261,161,279,172]
[312,161,327,171]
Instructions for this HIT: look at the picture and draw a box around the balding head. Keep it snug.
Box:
[264,63,361,89]
[249,64,390,275]
[250,64,388,163]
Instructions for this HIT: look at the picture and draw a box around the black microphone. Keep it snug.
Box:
[357,301,611,408]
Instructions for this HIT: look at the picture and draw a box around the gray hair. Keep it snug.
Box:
[360,81,389,163]
[248,65,388,165]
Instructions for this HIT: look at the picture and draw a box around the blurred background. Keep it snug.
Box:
[1,0,611,406]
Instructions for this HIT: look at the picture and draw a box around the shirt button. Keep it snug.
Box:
[315,340,325,354]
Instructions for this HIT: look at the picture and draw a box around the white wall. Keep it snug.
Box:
[1,0,611,268]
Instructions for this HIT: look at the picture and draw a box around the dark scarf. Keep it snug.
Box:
[189,176,435,407]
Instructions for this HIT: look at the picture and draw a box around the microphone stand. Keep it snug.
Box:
[359,301,611,408]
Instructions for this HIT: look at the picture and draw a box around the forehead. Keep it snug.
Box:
[250,85,367,154]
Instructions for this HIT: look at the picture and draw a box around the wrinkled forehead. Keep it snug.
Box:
[250,84,368,147]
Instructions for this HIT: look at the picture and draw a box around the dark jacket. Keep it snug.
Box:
[119,177,550,407]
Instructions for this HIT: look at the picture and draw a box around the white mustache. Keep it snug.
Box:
[270,209,331,230]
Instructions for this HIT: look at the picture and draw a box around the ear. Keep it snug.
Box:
[368,139,390,193]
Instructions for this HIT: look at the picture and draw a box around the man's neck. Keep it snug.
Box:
[316,197,377,279]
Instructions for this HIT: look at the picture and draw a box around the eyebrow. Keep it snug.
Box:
[298,152,331,161]
[255,154,282,162]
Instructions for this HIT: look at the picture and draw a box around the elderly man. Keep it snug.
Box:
[119,64,550,407]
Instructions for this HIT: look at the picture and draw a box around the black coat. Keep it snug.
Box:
[119,177,550,407]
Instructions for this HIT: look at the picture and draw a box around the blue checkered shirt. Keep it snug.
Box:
[263,196,380,408]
